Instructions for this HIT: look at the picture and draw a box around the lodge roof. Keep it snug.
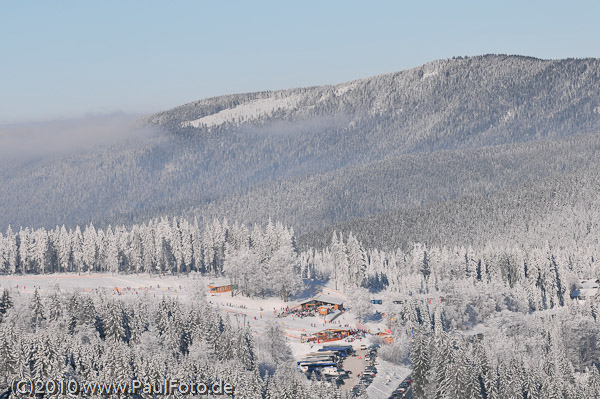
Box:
[208,279,233,288]
[300,294,344,306]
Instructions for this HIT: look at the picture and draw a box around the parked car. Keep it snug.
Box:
[394,382,410,394]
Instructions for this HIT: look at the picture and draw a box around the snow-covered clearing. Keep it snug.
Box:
[0,273,201,298]
[182,95,301,128]
[205,283,360,354]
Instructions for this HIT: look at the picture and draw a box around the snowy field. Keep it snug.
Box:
[0,273,204,299]
[0,273,195,291]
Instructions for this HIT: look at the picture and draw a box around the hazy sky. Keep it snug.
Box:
[1,1,599,123]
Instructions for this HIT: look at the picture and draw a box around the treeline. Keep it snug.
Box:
[0,218,283,275]
[4,213,600,310]
[0,218,304,302]
[304,234,600,313]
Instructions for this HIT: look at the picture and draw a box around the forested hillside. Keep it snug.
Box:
[2,55,600,249]
[301,152,600,250]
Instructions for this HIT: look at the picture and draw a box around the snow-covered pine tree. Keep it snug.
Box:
[32,228,48,274]
[269,239,302,302]
[104,227,119,274]
[82,224,97,273]
[30,288,45,328]
[58,225,71,273]
[330,231,348,290]
[237,327,256,371]
[180,219,193,274]
[410,328,430,398]
[4,226,17,274]
[346,232,367,287]
[103,301,125,343]
[48,292,62,321]
[264,321,292,365]
[72,225,83,274]
[0,289,13,323]
[0,325,18,386]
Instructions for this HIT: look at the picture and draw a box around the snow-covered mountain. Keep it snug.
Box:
[3,55,600,248]
[147,54,600,151]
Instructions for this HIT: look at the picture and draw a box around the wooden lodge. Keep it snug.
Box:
[300,295,344,311]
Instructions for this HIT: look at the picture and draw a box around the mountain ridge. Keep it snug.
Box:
[146,54,600,152]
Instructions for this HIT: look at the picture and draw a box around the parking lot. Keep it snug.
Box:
[345,344,381,397]
[340,348,368,392]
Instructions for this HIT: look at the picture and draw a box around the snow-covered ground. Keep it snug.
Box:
[0,273,200,298]
[182,94,301,128]
[204,282,363,358]
[366,360,411,399]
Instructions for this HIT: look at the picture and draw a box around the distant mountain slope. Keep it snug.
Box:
[298,162,600,251]
[2,55,600,248]
[147,55,600,152]
[182,131,600,237]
